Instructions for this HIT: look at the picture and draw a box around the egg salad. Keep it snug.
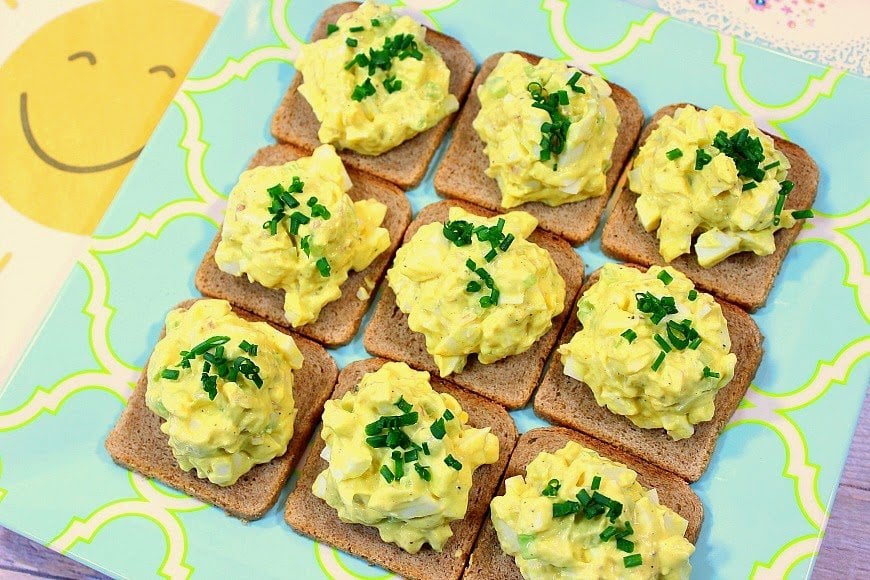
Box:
[387,207,566,377]
[559,264,736,440]
[215,144,390,327]
[312,362,499,553]
[145,299,304,486]
[490,441,694,579]
[473,52,620,208]
[629,105,813,267]
[296,0,458,155]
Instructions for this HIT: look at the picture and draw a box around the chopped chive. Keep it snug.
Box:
[688,337,703,350]
[557,90,569,106]
[616,538,634,553]
[466,258,477,271]
[379,465,395,483]
[444,454,462,470]
[485,249,498,262]
[371,18,380,26]
[773,194,787,226]
[466,280,482,293]
[600,526,618,541]
[349,25,364,32]
[780,180,795,195]
[365,418,384,436]
[576,489,591,506]
[300,235,311,256]
[688,289,698,301]
[792,209,814,219]
[694,148,713,170]
[499,233,515,251]
[591,475,601,490]
[657,270,673,285]
[742,181,758,191]
[621,329,637,344]
[404,449,418,463]
[327,23,339,35]
[422,442,430,455]
[316,257,331,277]
[624,554,643,568]
[443,409,455,421]
[591,491,611,506]
[654,334,671,352]
[764,160,781,171]
[161,369,180,380]
[393,452,404,480]
[414,463,431,481]
[395,396,412,413]
[345,37,358,47]
[651,351,666,371]
[703,366,720,378]
[430,418,446,439]
[608,501,623,522]
[568,71,581,86]
[479,295,493,308]
[666,148,683,160]
[541,479,561,497]
[552,501,580,517]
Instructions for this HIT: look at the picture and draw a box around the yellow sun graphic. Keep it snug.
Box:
[0,0,218,235]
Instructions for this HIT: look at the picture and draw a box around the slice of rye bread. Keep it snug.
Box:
[463,426,703,580]
[284,357,519,580]
[362,200,585,409]
[270,2,476,190]
[433,51,644,246]
[534,264,762,482]
[105,298,339,521]
[601,103,819,311]
[195,143,412,347]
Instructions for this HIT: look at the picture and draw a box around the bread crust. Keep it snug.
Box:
[363,200,585,409]
[433,51,644,246]
[601,103,820,311]
[284,357,519,580]
[104,298,338,521]
[463,426,703,580]
[195,143,411,347]
[271,2,476,189]
[534,264,763,482]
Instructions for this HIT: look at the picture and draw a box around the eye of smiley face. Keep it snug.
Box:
[67,50,176,79]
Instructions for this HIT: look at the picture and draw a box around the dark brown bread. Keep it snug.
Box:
[284,357,519,580]
[463,427,703,580]
[105,298,338,521]
[271,2,476,190]
[534,265,763,482]
[195,143,412,347]
[601,103,819,311]
[363,200,585,409]
[433,51,644,246]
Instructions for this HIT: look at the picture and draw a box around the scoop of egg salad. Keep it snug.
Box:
[491,441,694,579]
[628,105,809,267]
[145,299,304,486]
[312,361,499,553]
[473,52,620,208]
[296,0,458,156]
[387,207,566,377]
[559,264,736,440]
[215,144,390,327]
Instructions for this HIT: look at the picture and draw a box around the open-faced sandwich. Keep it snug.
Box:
[105,298,337,520]
[602,104,819,310]
[364,200,584,408]
[435,51,643,245]
[272,1,476,189]
[284,358,518,580]
[535,263,762,481]
[196,143,411,346]
[465,427,702,579]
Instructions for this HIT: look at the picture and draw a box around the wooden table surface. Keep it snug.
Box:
[0,395,866,579]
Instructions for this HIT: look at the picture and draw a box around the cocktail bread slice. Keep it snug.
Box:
[271,2,476,190]
[601,103,819,311]
[363,200,585,409]
[284,357,519,580]
[105,298,338,521]
[433,51,644,246]
[534,265,762,482]
[195,143,412,347]
[464,427,703,580]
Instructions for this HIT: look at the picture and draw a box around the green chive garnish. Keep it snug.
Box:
[694,148,713,170]
[395,396,412,413]
[380,465,395,483]
[316,257,331,277]
[742,181,758,191]
[792,209,814,219]
[327,23,339,35]
[688,289,698,301]
[621,329,637,343]
[657,270,673,285]
[466,281,481,293]
[414,463,431,481]
[600,526,618,541]
[651,351,666,371]
[422,442,430,455]
[541,479,561,497]
[666,148,683,160]
[430,418,446,439]
[703,366,720,378]
[616,538,634,552]
[444,454,462,470]
[371,18,380,26]
[443,409,455,421]
[349,25,364,32]
[654,334,671,352]
[552,501,580,517]
[689,337,703,350]
[161,369,180,380]
[764,160,780,171]
[345,37,358,47]
[591,475,601,490]
[624,554,643,568]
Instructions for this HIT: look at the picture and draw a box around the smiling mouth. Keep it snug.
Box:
[19,92,143,173]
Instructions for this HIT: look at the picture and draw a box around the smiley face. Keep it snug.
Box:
[0,0,217,235]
